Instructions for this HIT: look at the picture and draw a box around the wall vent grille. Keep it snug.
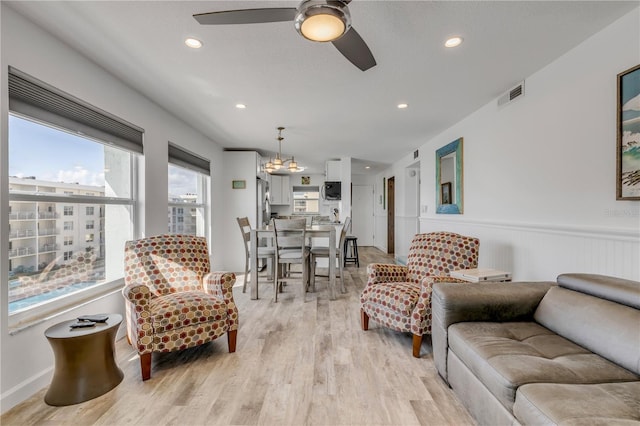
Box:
[498,81,525,107]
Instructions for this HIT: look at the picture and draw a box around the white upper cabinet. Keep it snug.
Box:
[270,174,290,205]
[325,160,341,181]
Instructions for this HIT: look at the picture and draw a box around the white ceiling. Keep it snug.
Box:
[7,1,638,175]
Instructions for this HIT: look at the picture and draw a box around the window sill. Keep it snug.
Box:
[8,279,124,335]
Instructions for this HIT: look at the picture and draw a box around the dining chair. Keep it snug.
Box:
[272,218,310,302]
[310,217,350,294]
[236,217,275,293]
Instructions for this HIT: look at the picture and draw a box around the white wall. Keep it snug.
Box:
[381,8,640,281]
[0,5,227,412]
[221,151,259,272]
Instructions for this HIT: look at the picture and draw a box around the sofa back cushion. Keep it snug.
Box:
[534,285,640,375]
[557,273,640,309]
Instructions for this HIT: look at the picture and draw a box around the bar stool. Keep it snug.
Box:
[343,235,359,267]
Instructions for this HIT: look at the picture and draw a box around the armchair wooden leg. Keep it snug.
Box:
[412,334,422,358]
[361,309,369,331]
[228,329,237,353]
[140,352,152,381]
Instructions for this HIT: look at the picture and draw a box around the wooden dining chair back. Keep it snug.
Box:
[236,217,275,293]
[272,218,310,302]
[310,217,350,294]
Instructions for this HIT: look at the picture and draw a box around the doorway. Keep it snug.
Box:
[352,185,374,245]
[387,177,395,254]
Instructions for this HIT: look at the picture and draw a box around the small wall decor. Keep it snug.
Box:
[301,176,310,185]
[231,180,246,189]
[617,64,640,200]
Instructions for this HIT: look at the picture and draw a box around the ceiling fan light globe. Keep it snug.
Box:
[295,1,351,42]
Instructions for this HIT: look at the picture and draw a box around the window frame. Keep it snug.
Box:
[6,67,142,330]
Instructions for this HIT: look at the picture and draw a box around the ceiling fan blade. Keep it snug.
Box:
[331,27,376,71]
[194,8,297,25]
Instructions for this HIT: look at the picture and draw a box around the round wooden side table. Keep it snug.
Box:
[44,313,124,406]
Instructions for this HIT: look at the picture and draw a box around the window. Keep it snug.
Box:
[86,220,94,230]
[7,68,142,320]
[292,186,320,213]
[168,143,209,237]
[85,234,94,243]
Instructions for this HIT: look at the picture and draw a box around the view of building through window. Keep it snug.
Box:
[168,163,208,236]
[7,114,134,314]
[292,186,320,213]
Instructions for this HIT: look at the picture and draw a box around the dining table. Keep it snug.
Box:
[249,224,338,300]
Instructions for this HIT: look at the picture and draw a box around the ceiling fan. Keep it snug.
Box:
[193,0,376,71]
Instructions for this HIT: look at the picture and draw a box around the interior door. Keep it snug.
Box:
[352,185,374,245]
[387,177,395,254]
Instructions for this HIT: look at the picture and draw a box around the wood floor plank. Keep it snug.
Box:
[1,247,475,426]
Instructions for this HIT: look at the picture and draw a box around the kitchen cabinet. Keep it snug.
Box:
[325,160,341,181]
[270,174,290,205]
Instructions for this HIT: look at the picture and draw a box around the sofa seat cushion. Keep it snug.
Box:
[150,291,228,333]
[448,322,639,411]
[514,381,640,426]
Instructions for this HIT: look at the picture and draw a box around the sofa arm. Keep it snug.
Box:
[431,281,554,383]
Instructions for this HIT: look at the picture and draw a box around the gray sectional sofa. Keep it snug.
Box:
[431,273,640,425]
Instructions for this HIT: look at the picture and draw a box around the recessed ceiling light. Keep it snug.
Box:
[185,38,203,49]
[397,103,408,109]
[365,166,371,169]
[445,36,463,48]
[235,104,247,109]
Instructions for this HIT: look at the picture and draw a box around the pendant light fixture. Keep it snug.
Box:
[263,127,303,173]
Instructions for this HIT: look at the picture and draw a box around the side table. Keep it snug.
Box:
[450,268,512,283]
[44,313,124,406]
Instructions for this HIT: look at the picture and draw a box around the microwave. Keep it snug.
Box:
[323,181,341,200]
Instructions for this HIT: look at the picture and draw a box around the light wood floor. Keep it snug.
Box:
[2,247,475,426]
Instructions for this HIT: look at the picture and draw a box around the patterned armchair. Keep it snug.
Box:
[360,232,479,357]
[122,234,238,380]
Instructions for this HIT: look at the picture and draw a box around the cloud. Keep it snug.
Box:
[623,93,640,112]
[168,167,197,198]
[56,166,104,187]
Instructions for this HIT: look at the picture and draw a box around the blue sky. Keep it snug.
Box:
[9,114,198,196]
[9,114,105,186]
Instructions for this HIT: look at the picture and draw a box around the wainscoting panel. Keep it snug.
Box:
[394,215,420,262]
[419,218,639,281]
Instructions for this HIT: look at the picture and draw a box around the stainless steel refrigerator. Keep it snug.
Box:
[257,177,270,227]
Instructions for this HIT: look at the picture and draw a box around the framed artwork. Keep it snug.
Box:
[617,64,640,200]
[301,176,310,185]
[231,180,246,189]
[441,182,452,205]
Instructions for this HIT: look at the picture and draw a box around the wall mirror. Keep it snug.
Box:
[436,137,463,214]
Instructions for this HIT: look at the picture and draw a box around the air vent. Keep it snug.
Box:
[497,81,525,107]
